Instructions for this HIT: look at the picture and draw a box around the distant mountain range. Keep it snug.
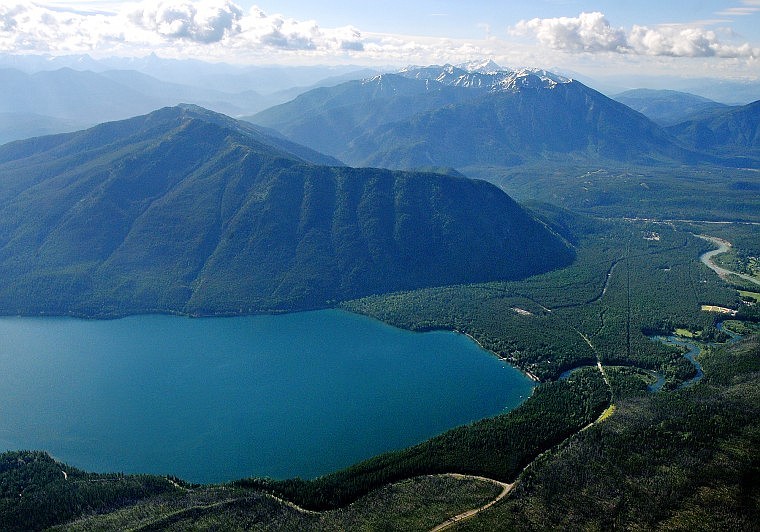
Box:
[612,89,730,126]
[353,75,703,169]
[593,74,760,105]
[250,64,719,170]
[666,100,760,160]
[0,53,375,96]
[0,112,89,145]
[0,68,165,122]
[251,64,760,170]
[4,59,756,169]
[0,66,374,144]
[608,88,758,161]
[0,105,573,316]
[247,71,485,160]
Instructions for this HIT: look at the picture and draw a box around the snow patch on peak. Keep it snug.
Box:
[518,68,571,83]
[493,68,572,92]
[458,59,504,74]
[395,63,571,93]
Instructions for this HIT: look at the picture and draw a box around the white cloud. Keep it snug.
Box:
[717,7,759,15]
[239,7,320,50]
[513,12,627,53]
[0,2,756,76]
[0,1,365,57]
[234,7,365,52]
[128,1,243,44]
[0,2,124,53]
[716,0,760,17]
[513,11,758,59]
[628,24,757,58]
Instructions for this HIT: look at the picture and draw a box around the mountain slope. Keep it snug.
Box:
[251,64,704,169]
[350,80,701,169]
[0,106,573,316]
[613,89,729,126]
[666,100,760,159]
[248,73,484,158]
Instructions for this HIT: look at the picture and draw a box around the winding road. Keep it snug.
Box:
[429,475,514,532]
[425,231,755,531]
[428,325,614,531]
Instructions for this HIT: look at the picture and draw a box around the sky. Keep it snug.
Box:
[1,1,759,79]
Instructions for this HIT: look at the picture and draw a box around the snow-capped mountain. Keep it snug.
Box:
[250,62,703,170]
[457,59,503,74]
[397,64,493,89]
[397,63,570,92]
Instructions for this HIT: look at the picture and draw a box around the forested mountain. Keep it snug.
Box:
[349,80,702,169]
[613,88,729,126]
[248,72,485,158]
[250,64,706,169]
[0,105,573,316]
[666,100,760,159]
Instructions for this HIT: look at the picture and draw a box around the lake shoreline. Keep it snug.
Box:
[4,300,546,385]
[453,329,541,383]
[0,310,534,483]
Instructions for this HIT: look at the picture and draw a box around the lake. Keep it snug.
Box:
[0,309,534,483]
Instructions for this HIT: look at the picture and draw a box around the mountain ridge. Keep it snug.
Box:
[0,106,574,316]
[666,100,760,159]
[250,64,710,169]
[613,88,730,126]
[351,80,697,168]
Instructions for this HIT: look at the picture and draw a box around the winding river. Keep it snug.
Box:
[697,234,760,288]
[649,335,704,390]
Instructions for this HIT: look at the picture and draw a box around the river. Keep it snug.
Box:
[697,234,760,288]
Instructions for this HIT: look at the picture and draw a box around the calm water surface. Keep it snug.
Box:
[0,309,534,483]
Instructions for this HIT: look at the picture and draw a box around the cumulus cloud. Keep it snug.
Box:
[513,11,758,59]
[628,24,757,57]
[237,7,364,52]
[128,1,243,44]
[240,7,319,50]
[513,12,627,53]
[0,2,123,53]
[0,1,366,57]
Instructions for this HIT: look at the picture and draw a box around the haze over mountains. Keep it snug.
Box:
[4,53,758,103]
[251,63,730,170]
[2,54,757,169]
[0,58,377,145]
[0,53,376,95]
[612,89,730,127]
[666,100,760,160]
[0,105,573,316]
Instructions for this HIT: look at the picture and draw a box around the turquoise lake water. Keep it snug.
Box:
[0,309,534,483]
